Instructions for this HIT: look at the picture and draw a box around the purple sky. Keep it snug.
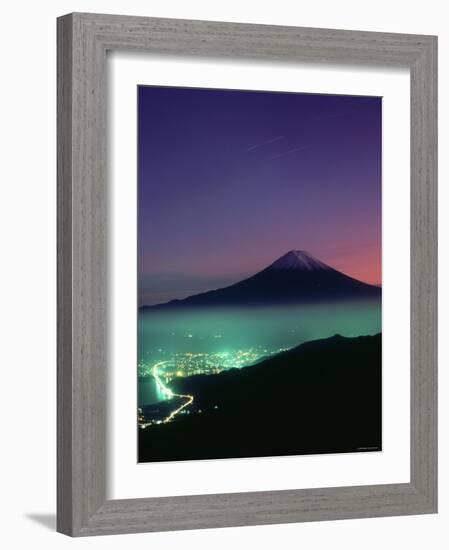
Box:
[138,86,382,306]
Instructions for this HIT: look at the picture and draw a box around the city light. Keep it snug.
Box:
[152,362,194,424]
[138,346,289,428]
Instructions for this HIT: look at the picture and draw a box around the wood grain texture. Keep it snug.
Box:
[57,13,73,536]
[57,12,438,536]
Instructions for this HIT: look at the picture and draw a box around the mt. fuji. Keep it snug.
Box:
[141,250,381,310]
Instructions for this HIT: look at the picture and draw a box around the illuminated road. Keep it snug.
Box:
[152,361,194,423]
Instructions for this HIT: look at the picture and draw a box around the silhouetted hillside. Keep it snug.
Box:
[139,333,382,462]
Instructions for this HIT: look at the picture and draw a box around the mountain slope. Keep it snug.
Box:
[139,333,382,462]
[141,250,381,310]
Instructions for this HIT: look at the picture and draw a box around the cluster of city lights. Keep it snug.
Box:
[139,347,287,381]
[138,346,288,428]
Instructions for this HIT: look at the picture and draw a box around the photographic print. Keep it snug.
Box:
[137,86,382,463]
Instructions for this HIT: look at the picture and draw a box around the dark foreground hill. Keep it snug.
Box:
[139,333,382,462]
[140,250,381,310]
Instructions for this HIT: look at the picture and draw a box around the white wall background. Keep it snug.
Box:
[0,1,445,548]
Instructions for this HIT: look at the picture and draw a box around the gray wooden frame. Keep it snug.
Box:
[57,12,437,537]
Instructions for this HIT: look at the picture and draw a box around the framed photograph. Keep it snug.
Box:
[57,13,437,536]
[136,85,383,463]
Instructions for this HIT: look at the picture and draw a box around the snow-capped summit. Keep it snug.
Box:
[268,250,331,272]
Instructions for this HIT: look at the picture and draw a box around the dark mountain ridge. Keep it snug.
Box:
[141,250,381,310]
[139,332,382,462]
